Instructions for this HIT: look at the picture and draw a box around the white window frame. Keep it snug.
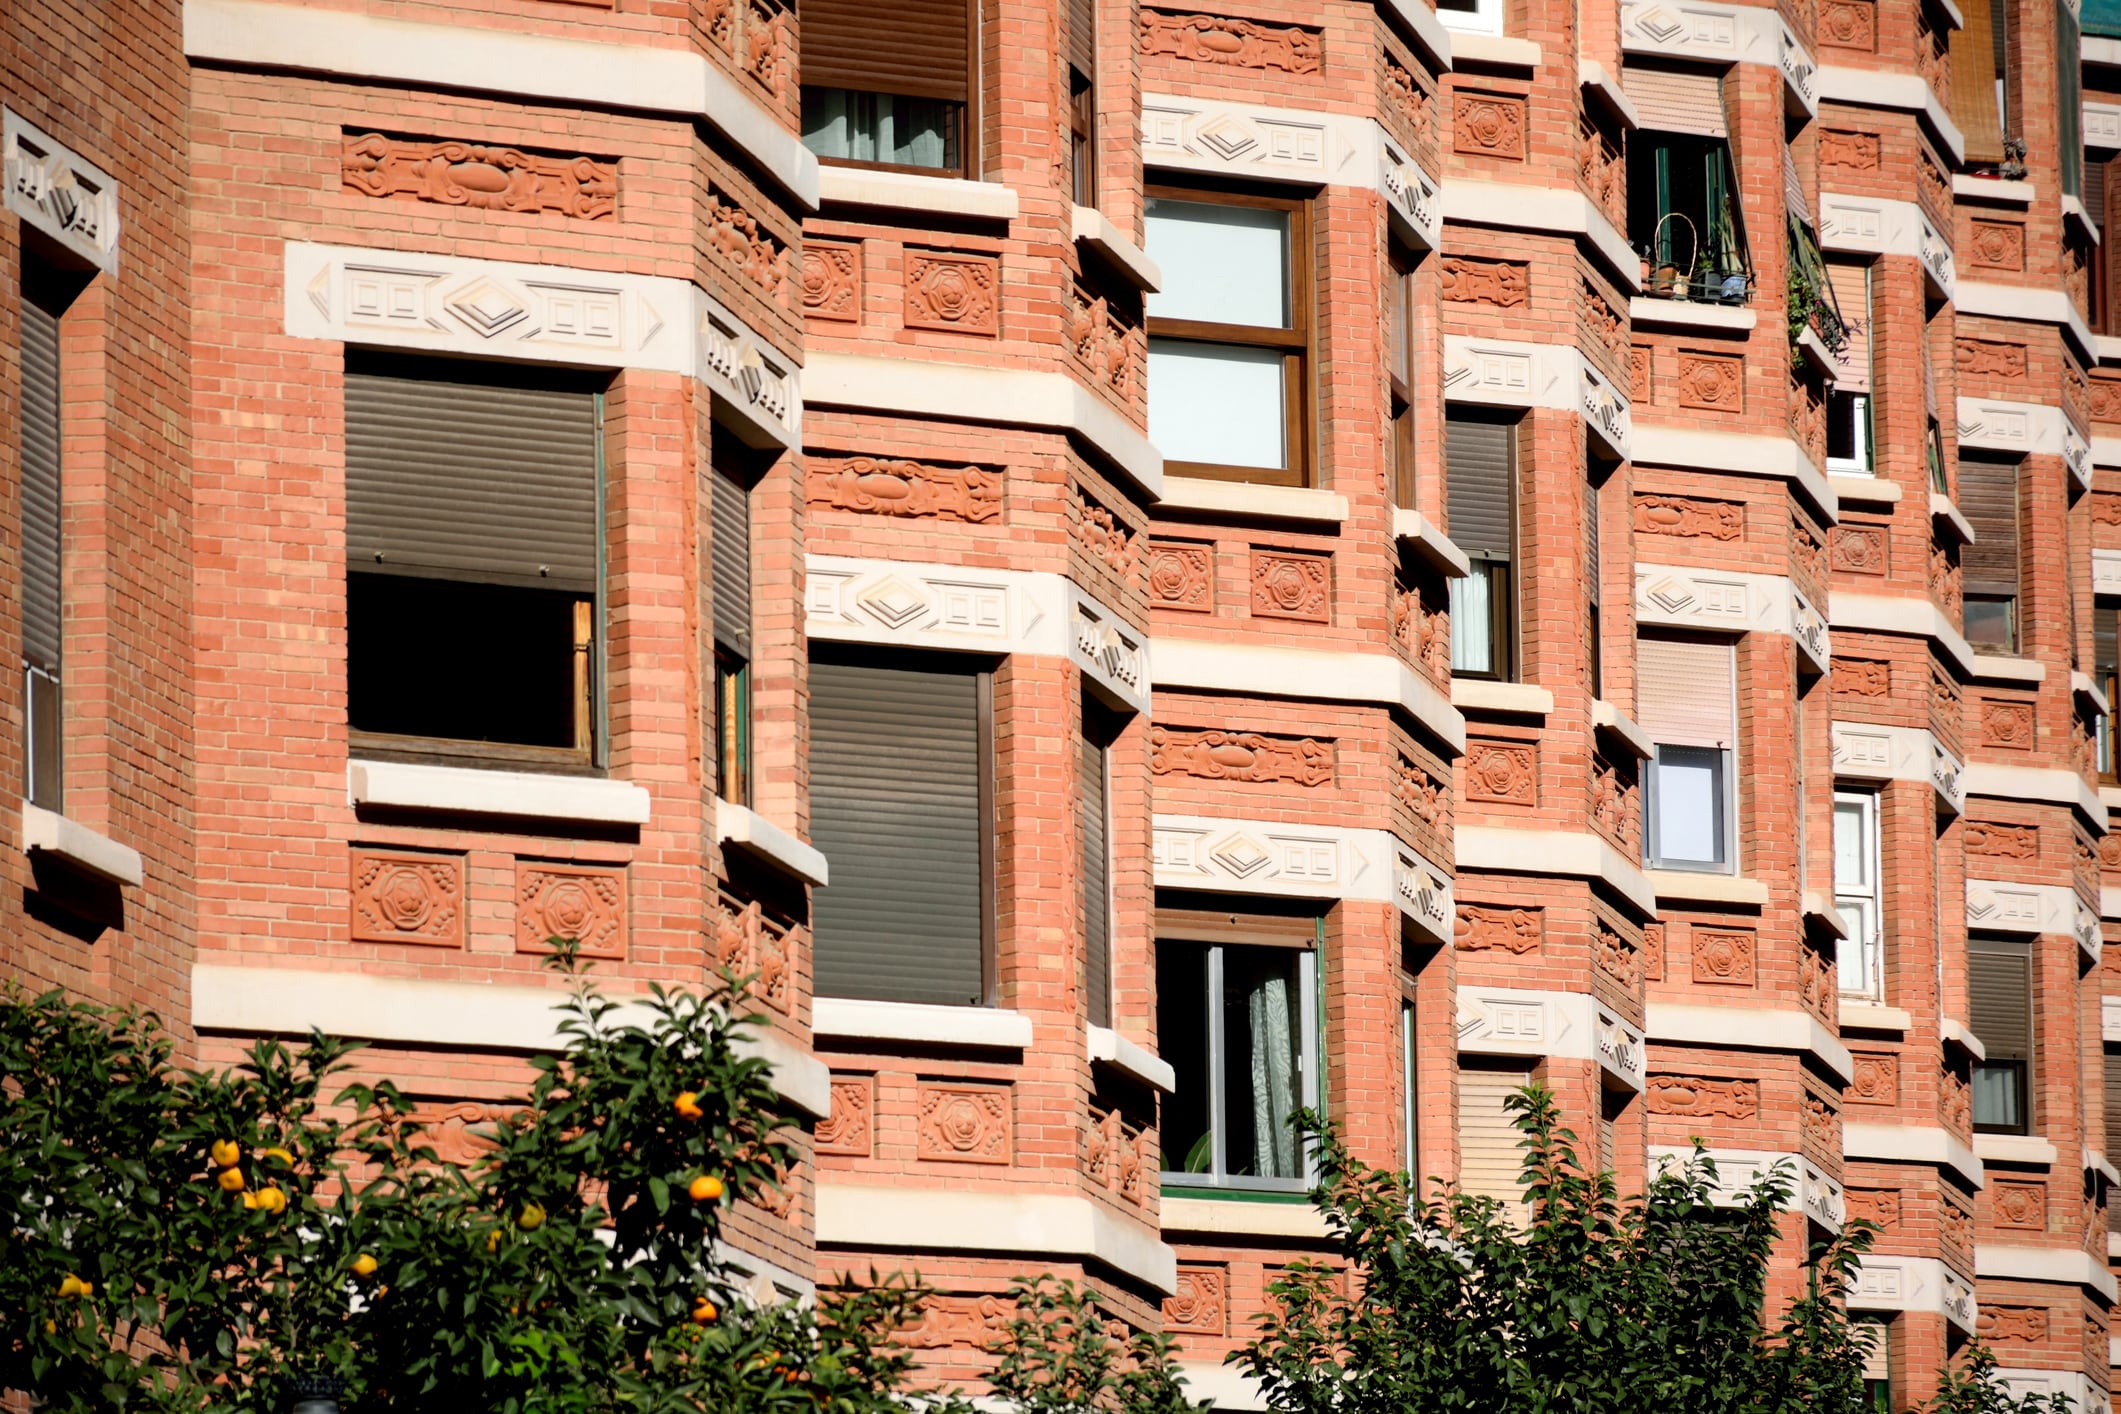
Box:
[1161,941,1320,1194]
[1645,742,1735,873]
[1435,0,1504,36]
[1401,998,1418,1179]
[1833,789,1884,1001]
[1825,390,1873,475]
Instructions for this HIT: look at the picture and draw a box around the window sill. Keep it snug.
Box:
[1577,59,1641,130]
[1450,679,1553,716]
[22,802,143,886]
[1827,472,1900,506]
[1591,699,1653,761]
[1446,31,1539,67]
[1087,1025,1176,1092]
[2073,670,2110,718]
[1796,326,1839,377]
[1626,297,1757,332]
[1071,205,1161,292]
[1940,1016,1987,1061]
[2089,1146,2121,1187]
[1160,1193,1330,1239]
[812,997,1033,1050]
[347,760,651,827]
[1840,1001,1914,1033]
[1969,653,2045,685]
[1973,1133,2059,1167]
[1391,507,1471,578]
[1928,490,1975,544]
[1800,890,1849,939]
[1156,476,1348,525]
[1646,870,1771,907]
[815,165,1018,222]
[715,798,828,887]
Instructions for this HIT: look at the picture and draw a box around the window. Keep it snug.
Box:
[800,0,972,174]
[2097,599,2117,781]
[1446,411,1517,679]
[1388,251,1418,507]
[1638,635,1736,872]
[1834,791,1884,1000]
[1969,935,2032,1134]
[1158,906,1319,1191]
[1623,68,1752,305]
[810,651,992,1006]
[1958,454,2021,654]
[2105,1049,2121,1228]
[1458,1060,1534,1217]
[1587,454,1608,697]
[1826,262,1874,473]
[344,355,603,767]
[711,437,757,806]
[18,262,65,811]
[2060,0,2084,199]
[1947,0,2010,167]
[1080,696,1116,1027]
[1067,0,1096,205]
[1434,0,1503,37]
[1858,1317,1892,1413]
[1401,998,1418,1179]
[1144,188,1310,486]
[1926,417,1949,495]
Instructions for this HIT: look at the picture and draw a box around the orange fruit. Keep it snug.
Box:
[241,1191,259,1210]
[673,1091,705,1120]
[690,1298,718,1325]
[517,1202,546,1232]
[261,1147,295,1166]
[351,1254,378,1278]
[43,1320,55,1334]
[56,1275,88,1298]
[216,1168,246,1193]
[688,1175,724,1203]
[210,1139,241,1168]
[254,1186,288,1214]
[485,1229,503,1253]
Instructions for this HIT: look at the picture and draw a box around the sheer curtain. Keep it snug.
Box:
[1247,970,1298,1179]
[1450,570,1492,674]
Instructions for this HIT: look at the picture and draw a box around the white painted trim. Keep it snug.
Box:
[1832,720,1965,814]
[2076,669,2111,717]
[2090,1147,2121,1187]
[715,799,827,887]
[184,0,819,207]
[1802,890,1851,940]
[803,352,1161,502]
[1831,473,1903,507]
[1577,58,1643,129]
[1175,1363,1269,1412]
[190,963,832,1117]
[2096,438,2121,471]
[1849,1255,1978,1334]
[21,803,143,886]
[1966,878,2101,963]
[1150,638,1466,755]
[1629,425,1837,523]
[1955,281,2098,365]
[1451,679,1553,715]
[2089,100,2121,153]
[1976,1245,2120,1302]
[1634,564,1830,672]
[813,1183,1176,1293]
[1443,334,1631,459]
[1829,592,1978,679]
[1158,477,1347,524]
[811,998,1032,1050]
[1989,1369,2107,1414]
[2088,34,2121,64]
[1449,32,1541,65]
[1458,985,1646,1091]
[1086,1026,1176,1092]
[716,1239,817,1305]
[1161,1195,1332,1239]
[1840,1001,1915,1032]
[1392,507,1471,577]
[803,555,1149,714]
[1941,1016,1986,1060]
[347,760,652,826]
[1970,653,2044,682]
[1841,1121,1985,1188]
[1627,297,1758,332]
[1813,64,1966,165]
[1454,824,1658,917]
[1070,205,1160,291]
[1929,490,1976,545]
[1645,870,1772,906]
[1442,179,1639,290]
[1973,1133,2060,1166]
[1592,699,1655,761]
[2,109,119,272]
[1953,173,2035,204]
[2105,886,2121,923]
[816,166,1017,221]
[1817,191,1955,299]
[1958,396,2093,493]
[1962,762,2107,835]
[1646,1003,1853,1085]
[1647,1146,1844,1230]
[1153,813,1455,946]
[1377,0,1455,70]
[2066,193,2102,248]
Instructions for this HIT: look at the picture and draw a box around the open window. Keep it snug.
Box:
[1833,790,1884,1000]
[1434,0,1504,37]
[711,434,763,807]
[2098,599,2118,781]
[1623,66,1752,305]
[1826,261,1874,473]
[344,354,604,770]
[801,0,974,174]
[1388,247,1418,508]
[1969,934,2033,1134]
[1638,635,1737,873]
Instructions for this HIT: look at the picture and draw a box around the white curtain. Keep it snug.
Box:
[1247,972,1298,1179]
[1450,570,1492,674]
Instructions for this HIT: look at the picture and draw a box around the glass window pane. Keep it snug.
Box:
[1972,1061,2023,1131]
[1450,567,1493,674]
[1220,945,1304,1182]
[1964,596,2016,654]
[1156,941,1214,1176]
[801,88,959,170]
[1145,200,1290,327]
[1148,339,1287,469]
[1833,798,1870,889]
[1836,900,1876,995]
[1388,270,1411,383]
[1653,747,1723,865]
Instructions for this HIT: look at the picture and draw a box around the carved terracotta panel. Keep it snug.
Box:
[800,241,861,321]
[1832,524,1889,575]
[1645,1075,1758,1119]
[1817,0,1876,47]
[1980,699,2035,749]
[1250,550,1331,622]
[704,184,793,303]
[341,132,617,220]
[1455,904,1542,954]
[1941,1063,1972,1135]
[2096,493,2121,525]
[1595,919,1639,985]
[412,1101,511,1166]
[1084,1106,1152,1205]
[1634,493,1743,540]
[1071,485,1136,575]
[905,250,999,334]
[916,1083,1012,1164]
[816,1076,875,1157]
[1589,755,1641,853]
[1979,1307,2050,1343]
[1844,1188,1900,1230]
[1164,1266,1228,1335]
[712,896,793,1014]
[1068,284,1140,402]
[1464,738,1537,805]
[351,850,464,948]
[1692,927,1756,985]
[1630,345,1652,401]
[1966,821,2039,859]
[1956,338,2028,379]
[1847,1053,1899,1105]
[517,862,626,960]
[1141,10,1322,71]
[808,456,1002,523]
[1676,352,1744,411]
[1440,256,1529,307]
[1580,279,1626,362]
[2089,378,2121,425]
[1968,220,2026,271]
[1832,657,1891,697]
[1396,754,1450,827]
[898,1294,1014,1349]
[1148,541,1214,611]
[1798,946,1833,1021]
[1152,726,1333,786]
[1991,1180,2046,1230]
[1801,1094,1838,1155]
[1818,129,1881,169]
[1643,922,1666,981]
[1454,93,1526,159]
[1383,55,1432,143]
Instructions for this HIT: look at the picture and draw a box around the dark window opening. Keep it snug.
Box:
[1629,131,1753,305]
[800,0,974,176]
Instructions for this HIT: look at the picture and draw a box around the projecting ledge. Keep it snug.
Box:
[814,1184,1177,1294]
[22,802,143,887]
[1646,1003,1852,1085]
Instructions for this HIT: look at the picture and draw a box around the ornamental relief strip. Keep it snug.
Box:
[4,109,119,271]
[1153,813,1451,944]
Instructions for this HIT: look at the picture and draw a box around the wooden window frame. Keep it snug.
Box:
[1145,181,1314,488]
[1069,71,1096,208]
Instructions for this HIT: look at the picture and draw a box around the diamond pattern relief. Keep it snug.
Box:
[1195,117,1262,161]
[1207,833,1273,877]
[446,278,530,337]
[856,577,929,629]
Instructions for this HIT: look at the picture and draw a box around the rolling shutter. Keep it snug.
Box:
[1784,147,1813,227]
[1585,472,1601,606]
[2098,602,2118,677]
[710,452,751,657]
[1458,1062,1532,1215]
[1958,455,2020,595]
[1621,65,1727,137]
[1446,414,1514,561]
[1968,937,2032,1061]
[811,657,987,1006]
[2105,1052,2121,1184]
[1947,0,2005,164]
[1637,636,1735,748]
[19,288,62,674]
[1068,0,1095,77]
[804,0,971,103]
[1156,907,1318,948]
[345,364,600,593]
[1080,721,1111,1027]
[1828,262,1872,393]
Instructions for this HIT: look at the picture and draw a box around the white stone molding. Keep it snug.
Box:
[1977,1245,2120,1302]
[2089,101,2121,152]
[348,760,653,826]
[1392,508,1473,577]
[1973,1133,2060,1166]
[1153,813,1454,945]
[1071,205,1161,291]
[1578,58,1644,129]
[1378,0,1455,70]
[1814,66,1966,165]
[1629,424,1836,522]
[1633,564,1830,671]
[1648,1146,1845,1231]
[1162,1196,1332,1239]
[813,1183,1176,1294]
[1592,698,1656,761]
[1841,1001,1914,1031]
[1442,180,1640,289]
[1958,397,2093,493]
[1454,824,1659,917]
[2105,996,2121,1043]
[184,0,818,207]
[1087,1026,1177,1093]
[811,998,1033,1050]
[1150,638,1466,755]
[3,110,118,272]
[2099,437,2121,470]
[1967,878,2101,962]
[1620,0,1817,115]
[1161,478,1348,525]
[1628,297,1757,332]
[1829,592,1978,679]
[191,963,831,1116]
[1941,1016,1988,1061]
[1646,1003,1854,1085]
[1175,1363,1270,1413]
[282,241,802,449]
[1952,173,2033,204]
[1457,986,1646,1092]
[1831,721,1965,815]
[1849,1256,1979,1334]
[1139,94,1442,253]
[803,555,1149,714]
[1962,762,2107,835]
[1647,870,1772,907]
[2096,552,2121,603]
[803,352,1161,501]
[1955,280,2098,365]
[2106,886,2121,922]
[1453,679,1555,715]
[1818,192,1955,300]
[1992,1371,2106,1414]
[1442,335,1631,459]
[818,166,1018,221]
[715,798,828,887]
[21,803,144,887]
[1841,1121,1984,1188]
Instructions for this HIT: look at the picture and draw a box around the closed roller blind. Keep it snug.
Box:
[1784,146,1812,226]
[1068,0,1095,77]
[1458,1062,1532,1213]
[811,658,986,1005]
[710,457,751,657]
[19,289,62,673]
[1637,636,1735,748]
[1958,456,2020,593]
[1155,907,1318,949]
[2106,1052,2121,1184]
[345,367,599,593]
[1621,65,1727,137]
[1947,0,2005,163]
[1828,262,1872,393]
[1080,723,1111,1027]
[804,0,970,102]
[1446,414,1514,560]
[1968,937,2032,1061]
[2098,601,2118,673]
[1586,473,1601,606]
